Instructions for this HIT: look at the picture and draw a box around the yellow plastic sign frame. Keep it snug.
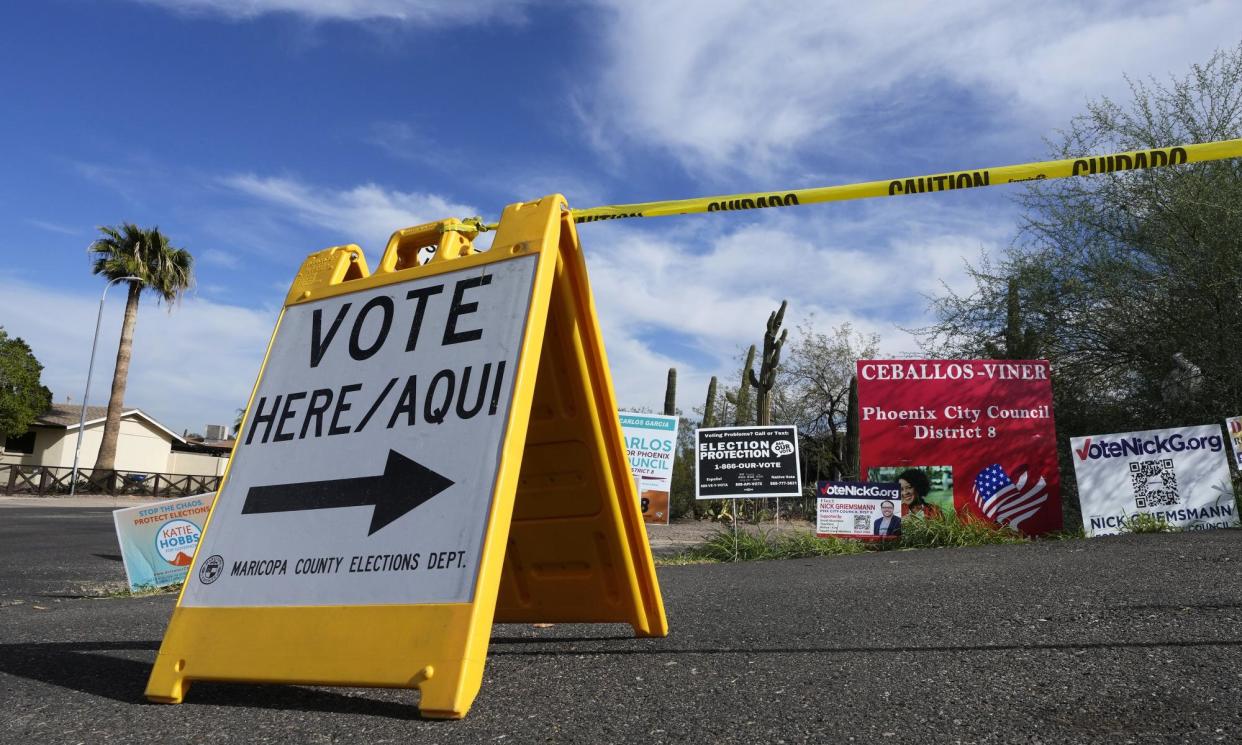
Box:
[145,195,668,719]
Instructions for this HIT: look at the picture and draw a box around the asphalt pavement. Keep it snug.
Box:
[2,501,1240,744]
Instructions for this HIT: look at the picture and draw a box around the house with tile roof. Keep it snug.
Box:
[1,403,230,477]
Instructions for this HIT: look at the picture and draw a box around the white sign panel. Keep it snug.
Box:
[181,255,538,607]
[1071,424,1239,536]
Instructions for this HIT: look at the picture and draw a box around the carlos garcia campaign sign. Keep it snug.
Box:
[856,359,1061,535]
[1071,424,1238,536]
[618,412,679,525]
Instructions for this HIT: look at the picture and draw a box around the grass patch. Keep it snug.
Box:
[662,512,1029,564]
[664,527,867,564]
[893,512,1027,549]
[96,583,183,599]
[1044,524,1087,540]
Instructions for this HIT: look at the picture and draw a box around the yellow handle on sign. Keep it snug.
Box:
[471,137,1242,231]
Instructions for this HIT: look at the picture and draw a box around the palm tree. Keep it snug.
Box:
[90,224,193,479]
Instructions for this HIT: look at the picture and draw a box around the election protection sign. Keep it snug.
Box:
[856,359,1062,535]
[1072,424,1239,536]
[113,494,214,591]
[695,425,801,499]
[619,412,679,525]
[816,481,901,539]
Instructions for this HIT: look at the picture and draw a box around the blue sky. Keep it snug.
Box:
[1,0,1239,434]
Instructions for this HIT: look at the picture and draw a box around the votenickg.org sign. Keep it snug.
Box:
[1071,424,1239,536]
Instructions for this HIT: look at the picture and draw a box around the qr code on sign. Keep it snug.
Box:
[1129,459,1179,508]
[853,515,869,532]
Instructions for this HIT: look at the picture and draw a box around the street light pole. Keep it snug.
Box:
[70,274,140,497]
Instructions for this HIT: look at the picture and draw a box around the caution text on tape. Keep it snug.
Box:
[548,138,1242,229]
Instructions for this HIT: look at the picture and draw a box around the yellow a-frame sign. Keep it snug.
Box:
[146,195,668,719]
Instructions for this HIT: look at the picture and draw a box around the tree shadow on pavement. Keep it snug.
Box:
[0,640,423,720]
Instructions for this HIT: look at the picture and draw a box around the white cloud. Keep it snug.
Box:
[0,276,276,435]
[132,0,530,23]
[0,206,996,436]
[366,122,435,164]
[221,173,479,256]
[582,200,1003,414]
[26,219,83,237]
[201,249,241,268]
[582,0,1242,177]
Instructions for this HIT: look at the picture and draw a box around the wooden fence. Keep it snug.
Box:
[0,464,220,499]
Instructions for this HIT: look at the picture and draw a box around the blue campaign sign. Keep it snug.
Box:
[113,494,215,591]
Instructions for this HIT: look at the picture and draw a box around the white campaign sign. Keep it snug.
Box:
[182,254,538,607]
[1071,423,1239,537]
[815,481,901,538]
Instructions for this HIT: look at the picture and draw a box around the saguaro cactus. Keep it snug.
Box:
[986,278,1039,360]
[728,345,756,426]
[748,300,788,426]
[702,376,718,428]
[663,368,677,416]
[843,374,860,480]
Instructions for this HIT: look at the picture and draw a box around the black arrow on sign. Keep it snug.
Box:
[241,450,454,535]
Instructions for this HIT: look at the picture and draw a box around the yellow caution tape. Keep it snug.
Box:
[471,138,1242,232]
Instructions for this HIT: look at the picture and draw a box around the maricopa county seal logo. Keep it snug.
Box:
[155,519,202,567]
[198,555,225,584]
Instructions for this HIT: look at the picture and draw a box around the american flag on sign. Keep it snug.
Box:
[973,463,1047,530]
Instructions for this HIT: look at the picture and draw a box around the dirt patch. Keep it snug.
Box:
[645,518,815,556]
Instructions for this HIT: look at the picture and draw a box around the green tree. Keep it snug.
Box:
[0,328,52,439]
[90,224,194,474]
[921,45,1242,517]
[774,320,878,482]
[667,414,698,519]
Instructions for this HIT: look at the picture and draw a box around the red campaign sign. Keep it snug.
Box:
[856,359,1062,535]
